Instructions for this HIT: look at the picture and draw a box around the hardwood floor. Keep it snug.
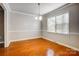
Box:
[0,38,79,56]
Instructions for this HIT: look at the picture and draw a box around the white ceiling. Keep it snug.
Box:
[9,3,66,15]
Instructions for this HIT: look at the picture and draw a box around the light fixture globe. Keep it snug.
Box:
[35,16,42,21]
[35,3,42,21]
[39,16,42,21]
[35,16,38,20]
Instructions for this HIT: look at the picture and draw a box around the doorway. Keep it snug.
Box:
[0,5,4,47]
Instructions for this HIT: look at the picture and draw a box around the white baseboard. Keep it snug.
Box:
[5,37,41,47]
[4,40,11,48]
[6,37,41,47]
[11,37,41,42]
[42,36,79,51]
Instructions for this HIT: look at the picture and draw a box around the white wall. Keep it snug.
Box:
[42,4,79,50]
[8,12,41,42]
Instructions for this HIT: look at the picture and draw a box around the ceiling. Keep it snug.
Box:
[9,3,66,15]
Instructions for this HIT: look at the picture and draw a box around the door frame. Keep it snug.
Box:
[0,3,10,47]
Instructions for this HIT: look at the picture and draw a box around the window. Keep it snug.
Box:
[47,13,69,34]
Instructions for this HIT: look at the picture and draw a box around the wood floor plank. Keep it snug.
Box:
[0,38,79,56]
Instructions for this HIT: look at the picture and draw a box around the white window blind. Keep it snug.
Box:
[56,14,63,33]
[47,13,69,34]
[47,17,55,32]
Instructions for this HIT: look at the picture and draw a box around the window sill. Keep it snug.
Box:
[47,31,69,35]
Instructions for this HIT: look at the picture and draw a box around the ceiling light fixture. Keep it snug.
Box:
[35,3,42,21]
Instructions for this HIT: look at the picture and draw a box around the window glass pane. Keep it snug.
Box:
[56,15,63,33]
[62,24,69,34]
[63,13,69,23]
[56,15,63,24]
[62,13,69,34]
[51,17,55,24]
[56,24,62,33]
[47,17,55,32]
[48,25,55,32]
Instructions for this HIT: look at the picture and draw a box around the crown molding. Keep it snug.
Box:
[10,10,36,17]
[1,3,11,12]
[0,3,37,17]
